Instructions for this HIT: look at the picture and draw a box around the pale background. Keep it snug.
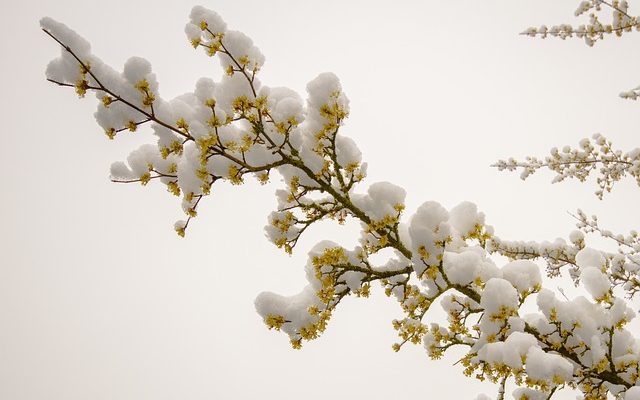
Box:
[1,1,638,399]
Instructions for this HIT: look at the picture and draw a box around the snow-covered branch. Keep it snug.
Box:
[42,3,640,399]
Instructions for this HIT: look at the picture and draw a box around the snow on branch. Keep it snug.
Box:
[42,3,640,399]
[493,134,640,199]
[522,0,639,46]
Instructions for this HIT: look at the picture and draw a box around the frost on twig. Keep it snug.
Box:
[521,0,639,46]
[493,134,640,199]
[43,5,640,400]
[620,84,640,100]
[514,0,640,203]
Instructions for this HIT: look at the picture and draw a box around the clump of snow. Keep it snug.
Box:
[569,229,584,244]
[580,267,610,300]
[260,86,304,126]
[575,247,606,270]
[480,278,518,316]
[501,260,541,294]
[219,30,265,72]
[449,201,485,237]
[254,241,368,342]
[109,161,135,181]
[215,73,260,115]
[335,135,362,168]
[306,72,349,116]
[408,201,450,275]
[525,346,573,383]
[187,5,227,35]
[352,182,406,223]
[478,331,538,369]
[443,251,481,286]
[40,17,91,59]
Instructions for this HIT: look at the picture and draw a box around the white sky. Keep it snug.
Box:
[1,1,639,399]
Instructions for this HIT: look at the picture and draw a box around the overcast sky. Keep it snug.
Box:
[1,1,639,399]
